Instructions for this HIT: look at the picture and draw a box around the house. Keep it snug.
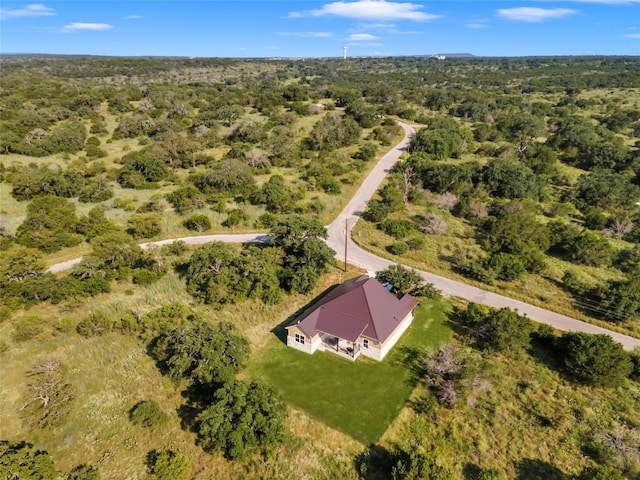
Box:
[285,275,418,361]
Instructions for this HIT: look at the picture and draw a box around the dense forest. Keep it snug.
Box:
[0,55,639,479]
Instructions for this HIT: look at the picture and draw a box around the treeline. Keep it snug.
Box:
[0,215,334,316]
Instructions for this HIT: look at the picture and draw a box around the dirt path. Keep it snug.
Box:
[47,122,640,350]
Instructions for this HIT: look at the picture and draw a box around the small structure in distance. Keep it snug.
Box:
[343,46,347,60]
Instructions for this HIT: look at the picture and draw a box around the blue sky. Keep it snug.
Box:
[1,1,638,57]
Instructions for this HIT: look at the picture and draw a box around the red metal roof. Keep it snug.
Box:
[287,275,418,343]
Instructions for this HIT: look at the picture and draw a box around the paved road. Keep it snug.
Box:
[47,122,640,351]
[327,122,639,351]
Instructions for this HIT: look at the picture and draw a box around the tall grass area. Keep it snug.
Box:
[245,300,452,444]
[0,266,387,479]
[384,344,640,479]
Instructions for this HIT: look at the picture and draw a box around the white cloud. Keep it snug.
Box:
[356,22,397,29]
[124,15,142,20]
[626,33,640,38]
[277,31,335,38]
[497,7,578,22]
[347,33,381,41]
[289,0,441,21]
[62,22,113,32]
[1,3,55,19]
[350,22,421,35]
[467,22,489,29]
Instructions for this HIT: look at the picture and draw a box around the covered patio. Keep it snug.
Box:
[315,311,367,361]
[318,333,361,360]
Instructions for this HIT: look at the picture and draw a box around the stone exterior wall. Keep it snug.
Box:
[286,325,320,354]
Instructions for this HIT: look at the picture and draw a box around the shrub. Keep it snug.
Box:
[132,268,165,285]
[76,312,113,337]
[127,213,162,239]
[558,332,633,387]
[485,253,526,281]
[0,441,58,479]
[160,241,188,257]
[476,467,507,480]
[183,214,211,232]
[416,283,443,299]
[129,400,168,428]
[631,348,640,381]
[222,209,249,228]
[363,200,390,222]
[66,464,100,480]
[85,145,107,159]
[381,219,415,239]
[390,445,455,480]
[458,260,496,285]
[412,395,438,415]
[320,177,341,194]
[13,315,44,342]
[406,237,425,251]
[78,181,113,203]
[149,450,191,480]
[387,242,409,255]
[576,465,625,480]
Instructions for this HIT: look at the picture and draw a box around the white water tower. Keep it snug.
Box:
[343,46,347,60]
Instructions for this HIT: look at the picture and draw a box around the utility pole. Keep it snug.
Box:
[344,218,348,272]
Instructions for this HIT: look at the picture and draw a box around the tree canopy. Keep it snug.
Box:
[197,379,286,460]
[558,332,633,387]
[154,320,250,386]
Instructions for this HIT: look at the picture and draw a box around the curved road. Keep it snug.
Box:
[49,122,640,351]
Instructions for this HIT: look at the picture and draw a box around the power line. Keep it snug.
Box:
[570,295,628,322]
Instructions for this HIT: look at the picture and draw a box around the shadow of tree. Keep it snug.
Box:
[175,381,220,434]
[516,458,567,480]
[463,463,482,480]
[354,444,394,480]
[392,344,425,386]
[145,450,158,471]
[269,284,340,345]
[527,331,564,375]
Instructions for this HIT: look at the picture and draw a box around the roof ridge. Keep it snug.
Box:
[361,278,379,340]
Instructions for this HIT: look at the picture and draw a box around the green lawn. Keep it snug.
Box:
[245,299,452,444]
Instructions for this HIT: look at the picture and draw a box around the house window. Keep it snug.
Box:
[295,333,305,344]
[363,338,369,349]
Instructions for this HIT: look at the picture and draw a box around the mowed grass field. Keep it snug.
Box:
[245,300,452,444]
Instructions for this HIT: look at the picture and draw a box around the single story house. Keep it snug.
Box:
[285,275,418,361]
